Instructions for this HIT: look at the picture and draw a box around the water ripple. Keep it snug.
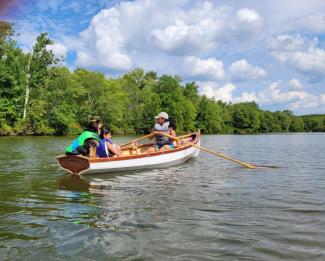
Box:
[0,134,325,259]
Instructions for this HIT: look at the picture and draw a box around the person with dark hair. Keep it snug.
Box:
[97,127,123,158]
[65,118,101,158]
[88,116,103,134]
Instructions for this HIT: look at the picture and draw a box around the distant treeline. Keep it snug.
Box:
[1,21,324,136]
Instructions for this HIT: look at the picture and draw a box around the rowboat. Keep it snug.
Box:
[57,131,200,175]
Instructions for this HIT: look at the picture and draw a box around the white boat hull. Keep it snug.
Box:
[57,131,200,175]
[85,142,200,174]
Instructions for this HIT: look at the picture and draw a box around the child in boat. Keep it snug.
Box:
[65,118,101,157]
[97,127,123,158]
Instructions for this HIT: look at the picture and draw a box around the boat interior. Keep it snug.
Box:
[119,133,198,157]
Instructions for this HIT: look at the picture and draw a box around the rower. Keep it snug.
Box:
[145,112,176,153]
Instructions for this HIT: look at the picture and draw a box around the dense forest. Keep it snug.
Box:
[1,21,324,136]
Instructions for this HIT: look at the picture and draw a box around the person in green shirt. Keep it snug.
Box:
[65,118,102,157]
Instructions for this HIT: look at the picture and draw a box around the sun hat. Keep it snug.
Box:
[154,112,169,120]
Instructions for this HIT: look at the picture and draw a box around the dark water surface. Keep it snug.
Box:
[0,134,324,260]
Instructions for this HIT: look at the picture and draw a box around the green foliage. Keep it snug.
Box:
[301,114,325,132]
[259,111,280,132]
[0,21,14,43]
[289,117,305,132]
[0,23,324,136]
[0,24,26,128]
[196,96,224,133]
[29,33,58,91]
[231,102,260,133]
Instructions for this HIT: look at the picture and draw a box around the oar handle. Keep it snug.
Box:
[121,133,155,147]
[156,131,257,169]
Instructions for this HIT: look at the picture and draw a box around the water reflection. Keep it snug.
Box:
[59,174,90,192]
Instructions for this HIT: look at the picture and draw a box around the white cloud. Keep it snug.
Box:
[229,59,266,81]
[233,91,259,103]
[288,78,303,89]
[268,34,307,53]
[199,82,258,103]
[231,8,263,38]
[236,8,261,23]
[199,80,324,111]
[151,5,263,54]
[183,56,224,80]
[291,12,325,33]
[48,42,68,58]
[268,34,325,77]
[260,81,306,104]
[14,21,40,52]
[75,7,132,70]
[290,93,321,109]
[286,47,325,76]
[208,82,236,102]
[150,20,207,55]
[71,0,263,71]
[253,82,324,110]
[321,94,325,104]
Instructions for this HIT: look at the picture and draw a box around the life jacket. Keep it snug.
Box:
[66,131,100,153]
[154,121,172,145]
[97,138,114,158]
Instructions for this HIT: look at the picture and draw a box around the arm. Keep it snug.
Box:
[106,142,123,157]
[169,128,179,147]
[169,128,176,137]
[150,128,156,142]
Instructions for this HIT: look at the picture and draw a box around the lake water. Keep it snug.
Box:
[0,134,324,260]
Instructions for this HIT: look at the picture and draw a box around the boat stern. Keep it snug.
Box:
[57,155,90,175]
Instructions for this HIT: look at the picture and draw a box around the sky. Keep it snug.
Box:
[1,0,325,115]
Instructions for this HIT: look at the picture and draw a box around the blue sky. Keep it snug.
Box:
[2,0,325,114]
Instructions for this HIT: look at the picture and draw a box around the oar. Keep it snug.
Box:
[120,133,155,147]
[177,133,194,139]
[157,132,258,169]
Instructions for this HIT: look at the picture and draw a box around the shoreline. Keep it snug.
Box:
[1,131,324,138]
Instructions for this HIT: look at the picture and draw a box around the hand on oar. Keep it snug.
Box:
[156,131,258,169]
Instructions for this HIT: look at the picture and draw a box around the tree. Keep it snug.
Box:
[231,102,260,133]
[138,87,161,133]
[21,33,59,133]
[0,22,26,131]
[302,115,325,132]
[0,21,13,42]
[289,117,304,132]
[121,68,145,133]
[154,75,189,130]
[183,82,199,106]
[97,78,129,133]
[45,67,85,134]
[196,96,223,133]
[274,111,291,132]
